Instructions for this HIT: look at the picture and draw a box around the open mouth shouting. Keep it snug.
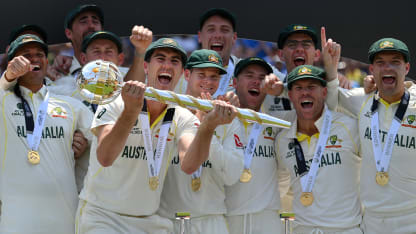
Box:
[210,42,223,52]
[157,72,172,85]
[293,57,306,67]
[248,88,260,97]
[300,99,313,109]
[382,74,396,85]
[32,64,41,71]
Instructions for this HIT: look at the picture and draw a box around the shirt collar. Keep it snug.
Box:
[69,56,81,75]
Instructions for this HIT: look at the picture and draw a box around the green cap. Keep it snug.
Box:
[234,57,273,77]
[144,38,187,65]
[82,31,122,53]
[64,4,104,29]
[185,49,227,74]
[278,24,318,49]
[200,8,236,31]
[368,38,410,63]
[8,34,48,61]
[287,65,326,89]
[8,24,48,44]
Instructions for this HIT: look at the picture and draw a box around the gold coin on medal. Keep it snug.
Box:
[376,172,389,186]
[191,178,201,192]
[27,151,40,165]
[149,177,159,191]
[240,169,252,183]
[300,192,314,206]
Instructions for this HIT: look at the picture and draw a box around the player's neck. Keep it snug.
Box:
[297,119,319,136]
[379,88,405,104]
[147,100,168,125]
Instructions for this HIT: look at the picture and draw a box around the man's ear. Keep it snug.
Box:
[80,52,87,65]
[314,49,321,63]
[65,28,73,40]
[184,69,191,82]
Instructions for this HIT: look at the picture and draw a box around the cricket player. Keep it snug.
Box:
[76,38,237,234]
[331,38,416,233]
[225,57,286,234]
[174,8,286,96]
[158,49,244,234]
[275,65,362,233]
[0,34,92,233]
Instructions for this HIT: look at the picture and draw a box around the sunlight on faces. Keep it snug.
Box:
[370,51,409,101]
[81,39,124,66]
[278,33,320,73]
[288,79,327,122]
[198,15,237,64]
[233,64,268,111]
[65,11,102,50]
[185,67,221,97]
[144,48,184,91]
[14,43,48,87]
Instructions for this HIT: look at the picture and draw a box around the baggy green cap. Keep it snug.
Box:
[144,38,187,65]
[234,57,273,77]
[368,38,410,63]
[185,49,227,74]
[82,31,122,53]
[64,4,104,29]
[9,24,48,44]
[287,65,326,89]
[278,24,318,49]
[8,34,48,61]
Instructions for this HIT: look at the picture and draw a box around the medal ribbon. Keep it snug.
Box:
[299,108,332,193]
[140,100,175,178]
[212,58,234,98]
[14,84,49,151]
[243,123,263,170]
[370,91,409,172]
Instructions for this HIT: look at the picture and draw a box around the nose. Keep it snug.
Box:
[295,43,305,52]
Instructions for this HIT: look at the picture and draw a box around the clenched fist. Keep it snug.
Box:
[5,56,35,81]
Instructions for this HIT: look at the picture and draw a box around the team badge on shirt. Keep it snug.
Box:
[326,135,342,148]
[50,107,67,119]
[402,114,416,128]
[263,127,275,140]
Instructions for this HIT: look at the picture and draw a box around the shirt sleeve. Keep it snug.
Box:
[91,96,124,135]
[208,120,245,186]
[0,72,17,91]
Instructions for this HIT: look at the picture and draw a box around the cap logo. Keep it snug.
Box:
[298,67,312,75]
[208,54,219,63]
[21,36,36,43]
[163,38,177,46]
[379,41,394,49]
[293,25,307,30]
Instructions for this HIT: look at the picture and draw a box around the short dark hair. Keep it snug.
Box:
[199,8,236,31]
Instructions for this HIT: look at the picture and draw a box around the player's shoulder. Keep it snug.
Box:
[172,105,199,123]
[332,110,357,124]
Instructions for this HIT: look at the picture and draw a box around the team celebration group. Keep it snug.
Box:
[0,3,415,234]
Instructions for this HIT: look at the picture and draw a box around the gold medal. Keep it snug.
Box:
[27,150,40,165]
[300,192,314,206]
[191,177,201,192]
[149,176,159,191]
[240,168,252,183]
[376,172,389,186]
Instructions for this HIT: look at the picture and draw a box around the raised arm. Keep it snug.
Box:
[124,25,152,82]
[96,81,146,167]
